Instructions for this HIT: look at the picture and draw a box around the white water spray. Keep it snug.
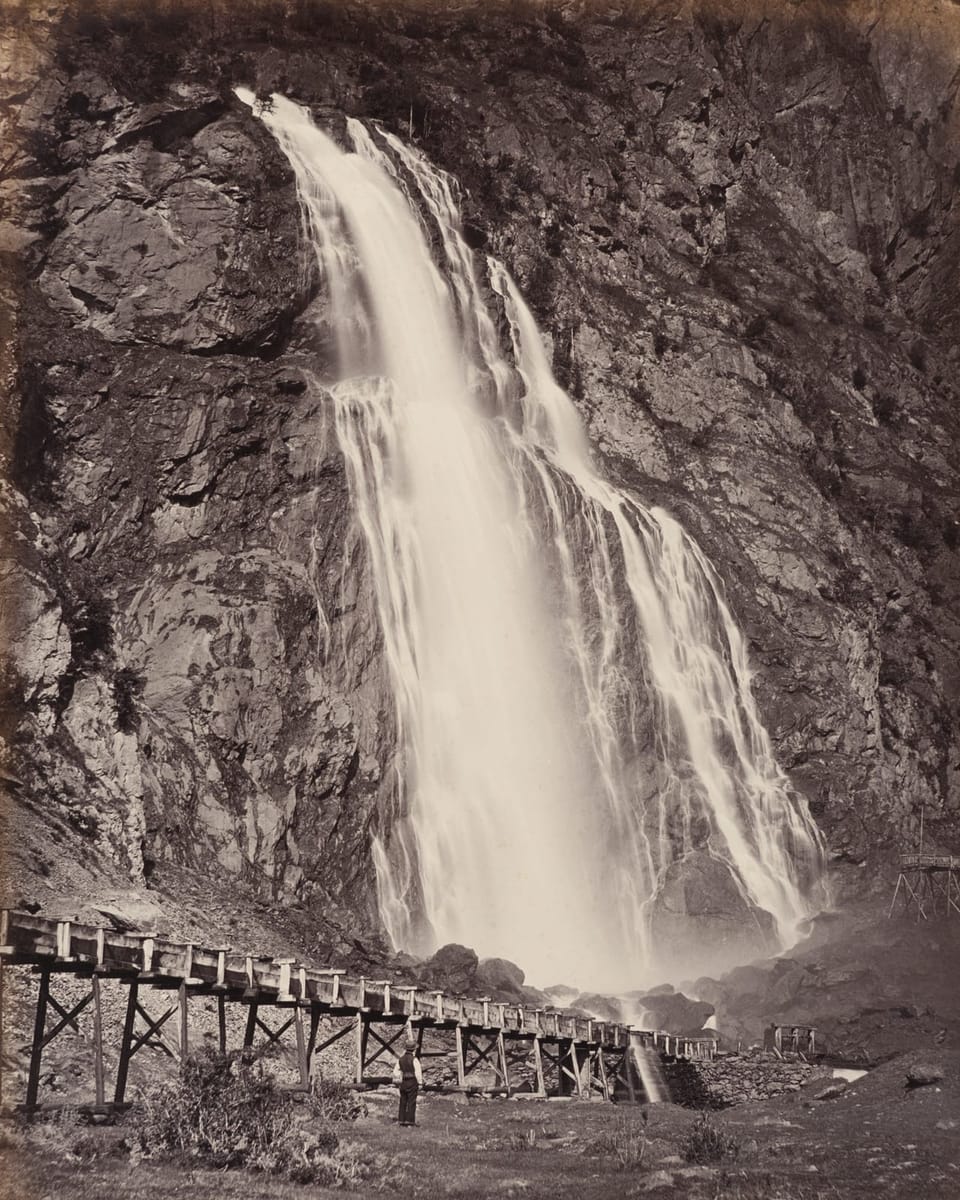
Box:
[239,90,826,989]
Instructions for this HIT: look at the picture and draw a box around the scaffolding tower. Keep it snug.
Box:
[888,853,960,920]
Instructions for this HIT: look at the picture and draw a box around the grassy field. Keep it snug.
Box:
[4,1054,960,1200]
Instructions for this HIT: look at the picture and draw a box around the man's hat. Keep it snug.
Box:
[404,1039,417,1050]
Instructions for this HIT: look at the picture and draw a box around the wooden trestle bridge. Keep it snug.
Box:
[0,909,715,1113]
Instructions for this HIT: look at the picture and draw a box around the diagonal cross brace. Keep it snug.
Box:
[254,1014,295,1049]
[363,1023,408,1070]
[40,992,93,1050]
[129,1002,179,1060]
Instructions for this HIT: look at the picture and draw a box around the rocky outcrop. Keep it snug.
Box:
[2,1,959,955]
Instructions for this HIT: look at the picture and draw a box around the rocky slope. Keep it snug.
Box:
[1,0,959,959]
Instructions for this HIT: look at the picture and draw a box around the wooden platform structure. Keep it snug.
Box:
[888,853,960,921]
[0,909,712,1113]
[763,1023,816,1059]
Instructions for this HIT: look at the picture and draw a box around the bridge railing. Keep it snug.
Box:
[0,909,643,1046]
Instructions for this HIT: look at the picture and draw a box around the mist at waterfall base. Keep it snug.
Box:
[238,89,827,993]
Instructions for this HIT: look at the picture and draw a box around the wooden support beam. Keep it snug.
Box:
[312,1018,354,1058]
[92,976,105,1107]
[361,1021,407,1073]
[306,1006,322,1067]
[455,1025,466,1088]
[596,1046,610,1101]
[128,1002,178,1059]
[217,993,227,1054]
[355,1013,367,1085]
[533,1036,545,1097]
[244,1001,259,1050]
[497,1030,510,1096]
[294,1005,309,1089]
[25,968,51,1110]
[114,979,139,1106]
[276,958,295,1001]
[178,983,189,1062]
[45,989,92,1038]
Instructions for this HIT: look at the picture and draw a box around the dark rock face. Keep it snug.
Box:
[648,851,778,979]
[2,1,959,962]
[420,943,480,994]
[691,906,960,1061]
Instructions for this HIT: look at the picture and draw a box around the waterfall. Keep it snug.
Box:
[239,89,826,990]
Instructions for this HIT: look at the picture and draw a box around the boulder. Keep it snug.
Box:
[422,944,479,994]
[638,989,715,1036]
[476,957,526,999]
[905,1062,945,1088]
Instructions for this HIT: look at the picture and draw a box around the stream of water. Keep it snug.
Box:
[239,89,826,990]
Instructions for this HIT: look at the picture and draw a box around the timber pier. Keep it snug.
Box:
[0,909,715,1113]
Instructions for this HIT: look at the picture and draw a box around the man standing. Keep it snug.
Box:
[393,1037,423,1126]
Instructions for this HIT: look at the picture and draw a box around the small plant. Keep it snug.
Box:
[510,1126,539,1151]
[586,1112,647,1170]
[310,1075,367,1122]
[681,1113,741,1164]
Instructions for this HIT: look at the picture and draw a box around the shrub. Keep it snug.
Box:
[310,1076,367,1123]
[681,1113,741,1164]
[139,1050,298,1167]
[136,1049,383,1185]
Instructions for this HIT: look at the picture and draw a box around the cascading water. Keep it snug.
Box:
[239,89,826,990]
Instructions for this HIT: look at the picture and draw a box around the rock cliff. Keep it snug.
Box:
[2,0,958,955]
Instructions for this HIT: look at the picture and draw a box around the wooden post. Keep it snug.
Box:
[355,1012,368,1085]
[56,921,70,959]
[597,1046,610,1101]
[294,1005,309,1089]
[497,1031,510,1095]
[533,1036,546,1097]
[244,1001,258,1050]
[307,1006,321,1070]
[114,978,139,1106]
[178,983,189,1062]
[25,968,51,1109]
[277,959,294,1000]
[92,976,105,1106]
[455,1025,466,1088]
[217,993,227,1054]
